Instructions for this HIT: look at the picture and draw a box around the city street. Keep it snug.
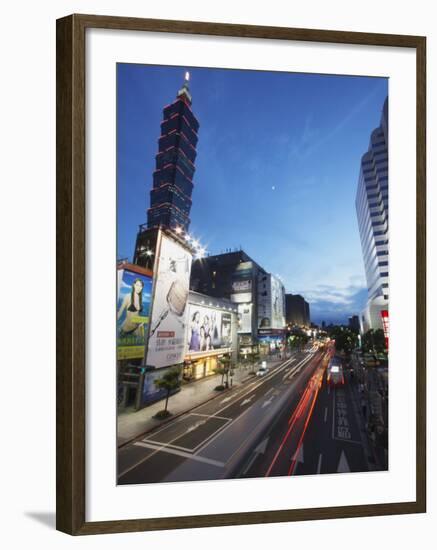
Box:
[243,358,374,478]
[118,345,383,484]
[118,347,324,484]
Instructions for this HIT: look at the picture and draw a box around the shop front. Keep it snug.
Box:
[183,349,232,382]
[258,328,285,356]
[238,334,258,358]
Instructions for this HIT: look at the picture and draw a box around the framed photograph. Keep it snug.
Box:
[56,14,426,535]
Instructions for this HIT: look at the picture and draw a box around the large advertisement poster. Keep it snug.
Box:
[117,267,153,360]
[238,303,252,333]
[231,261,253,297]
[187,304,232,353]
[145,234,192,368]
[258,274,285,329]
[271,275,285,329]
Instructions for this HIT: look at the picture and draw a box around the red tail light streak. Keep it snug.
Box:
[265,358,326,478]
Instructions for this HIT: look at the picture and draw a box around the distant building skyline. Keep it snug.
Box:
[285,294,310,328]
[117,64,388,324]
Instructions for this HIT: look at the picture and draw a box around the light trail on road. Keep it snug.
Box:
[264,353,328,477]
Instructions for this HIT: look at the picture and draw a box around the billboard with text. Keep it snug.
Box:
[145,233,192,368]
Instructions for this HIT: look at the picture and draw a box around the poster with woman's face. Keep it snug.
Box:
[117,268,153,359]
[188,304,232,353]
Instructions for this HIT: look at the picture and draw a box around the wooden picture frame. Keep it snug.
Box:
[56,13,426,535]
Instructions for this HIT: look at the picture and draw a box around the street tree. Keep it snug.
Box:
[153,367,181,417]
[362,329,386,354]
[213,355,232,389]
[247,350,260,374]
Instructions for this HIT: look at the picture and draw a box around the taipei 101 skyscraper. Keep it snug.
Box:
[147,72,200,232]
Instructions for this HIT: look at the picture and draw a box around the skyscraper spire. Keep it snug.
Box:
[177,70,192,105]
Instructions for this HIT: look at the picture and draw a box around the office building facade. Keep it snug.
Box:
[355,98,389,332]
[190,250,267,355]
[285,293,310,327]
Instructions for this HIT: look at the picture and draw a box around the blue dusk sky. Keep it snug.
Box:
[117,64,388,324]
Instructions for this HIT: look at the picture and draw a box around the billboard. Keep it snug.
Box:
[187,303,232,353]
[231,261,253,299]
[145,233,192,368]
[117,266,153,360]
[232,279,252,293]
[258,274,285,329]
[271,275,285,328]
[238,303,252,333]
[231,291,252,304]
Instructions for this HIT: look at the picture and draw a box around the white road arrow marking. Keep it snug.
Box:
[261,396,275,408]
[292,444,304,464]
[254,437,270,455]
[186,419,206,433]
[220,396,233,404]
[241,396,254,406]
[317,453,323,474]
[242,437,271,474]
[337,450,351,473]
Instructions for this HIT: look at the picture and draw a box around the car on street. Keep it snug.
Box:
[327,358,344,386]
[256,363,269,377]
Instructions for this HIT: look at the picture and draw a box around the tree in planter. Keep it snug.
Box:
[248,351,260,374]
[153,367,181,418]
[213,356,232,390]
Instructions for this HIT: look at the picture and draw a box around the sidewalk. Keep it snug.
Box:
[117,355,284,446]
[345,365,387,470]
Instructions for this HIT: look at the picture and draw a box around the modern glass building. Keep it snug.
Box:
[355,97,388,332]
[147,72,199,232]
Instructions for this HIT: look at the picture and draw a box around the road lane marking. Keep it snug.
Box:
[317,453,323,474]
[212,354,308,416]
[261,396,275,408]
[220,396,233,404]
[337,450,351,473]
[331,388,362,444]
[288,368,325,476]
[195,405,254,454]
[143,414,232,452]
[324,407,328,423]
[241,396,254,406]
[242,437,270,475]
[292,444,304,464]
[120,352,321,480]
[119,415,230,478]
[134,441,225,468]
[331,388,336,439]
[267,363,326,477]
